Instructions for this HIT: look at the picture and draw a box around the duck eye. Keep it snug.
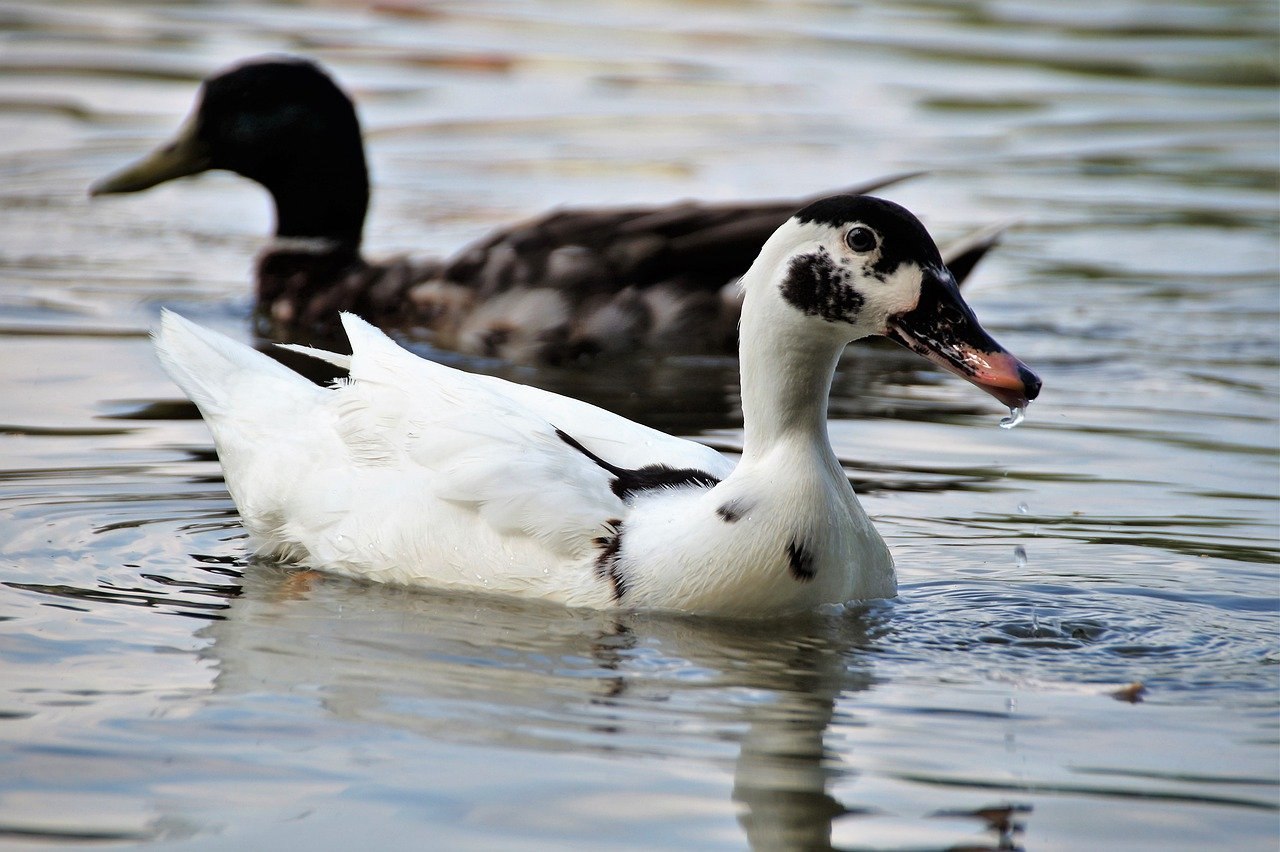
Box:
[845,226,877,253]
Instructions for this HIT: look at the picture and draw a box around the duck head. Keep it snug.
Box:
[748,194,1041,411]
[90,56,369,246]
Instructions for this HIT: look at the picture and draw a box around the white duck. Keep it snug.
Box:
[156,194,1040,618]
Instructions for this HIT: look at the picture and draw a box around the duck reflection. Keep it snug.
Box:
[9,540,1025,849]
[197,563,880,848]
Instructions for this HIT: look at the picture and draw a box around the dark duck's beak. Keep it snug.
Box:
[90,110,212,196]
[886,266,1041,411]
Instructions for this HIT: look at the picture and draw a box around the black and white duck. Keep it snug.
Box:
[95,56,1002,364]
[154,194,1040,617]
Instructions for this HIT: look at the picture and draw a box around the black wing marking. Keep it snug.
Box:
[593,518,628,602]
[786,538,816,582]
[555,428,720,502]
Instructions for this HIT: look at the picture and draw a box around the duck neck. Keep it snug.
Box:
[265,158,368,251]
[230,106,369,250]
[736,287,847,466]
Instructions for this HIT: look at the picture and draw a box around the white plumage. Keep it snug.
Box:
[155,195,1039,617]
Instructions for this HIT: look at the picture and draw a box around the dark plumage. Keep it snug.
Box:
[555,428,721,502]
[92,56,1001,364]
[786,539,816,583]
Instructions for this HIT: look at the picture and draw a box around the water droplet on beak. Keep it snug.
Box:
[999,406,1026,430]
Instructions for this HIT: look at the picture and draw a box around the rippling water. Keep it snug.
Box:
[1,0,1277,848]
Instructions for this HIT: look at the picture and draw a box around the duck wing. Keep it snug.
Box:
[290,314,730,552]
[287,314,732,475]
[441,173,921,301]
[418,174,1011,362]
[158,311,731,593]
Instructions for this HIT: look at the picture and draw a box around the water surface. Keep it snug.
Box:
[0,0,1277,849]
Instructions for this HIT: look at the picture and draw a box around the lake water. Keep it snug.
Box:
[0,0,1277,849]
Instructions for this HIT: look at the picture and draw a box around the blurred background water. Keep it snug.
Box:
[0,0,1277,849]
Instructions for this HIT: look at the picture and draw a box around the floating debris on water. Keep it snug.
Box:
[1111,682,1147,703]
[931,802,1033,837]
[1014,545,1027,569]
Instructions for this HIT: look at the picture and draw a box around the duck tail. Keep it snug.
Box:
[153,309,315,418]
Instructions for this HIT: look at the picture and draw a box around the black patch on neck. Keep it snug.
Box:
[780,247,864,324]
[786,539,816,582]
[716,499,749,523]
[556,428,721,502]
[594,519,627,602]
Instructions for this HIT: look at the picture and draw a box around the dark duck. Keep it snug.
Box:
[92,56,1001,364]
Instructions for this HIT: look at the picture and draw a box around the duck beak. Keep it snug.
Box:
[886,266,1041,410]
[89,111,212,196]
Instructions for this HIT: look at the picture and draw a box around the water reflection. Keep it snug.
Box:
[139,561,1039,850]
[195,566,869,837]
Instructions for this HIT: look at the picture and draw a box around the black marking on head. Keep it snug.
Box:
[556,428,721,502]
[793,195,945,279]
[786,539,816,583]
[594,519,627,601]
[716,499,749,523]
[780,247,864,324]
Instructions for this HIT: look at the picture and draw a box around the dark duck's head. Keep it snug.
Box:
[91,56,370,250]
